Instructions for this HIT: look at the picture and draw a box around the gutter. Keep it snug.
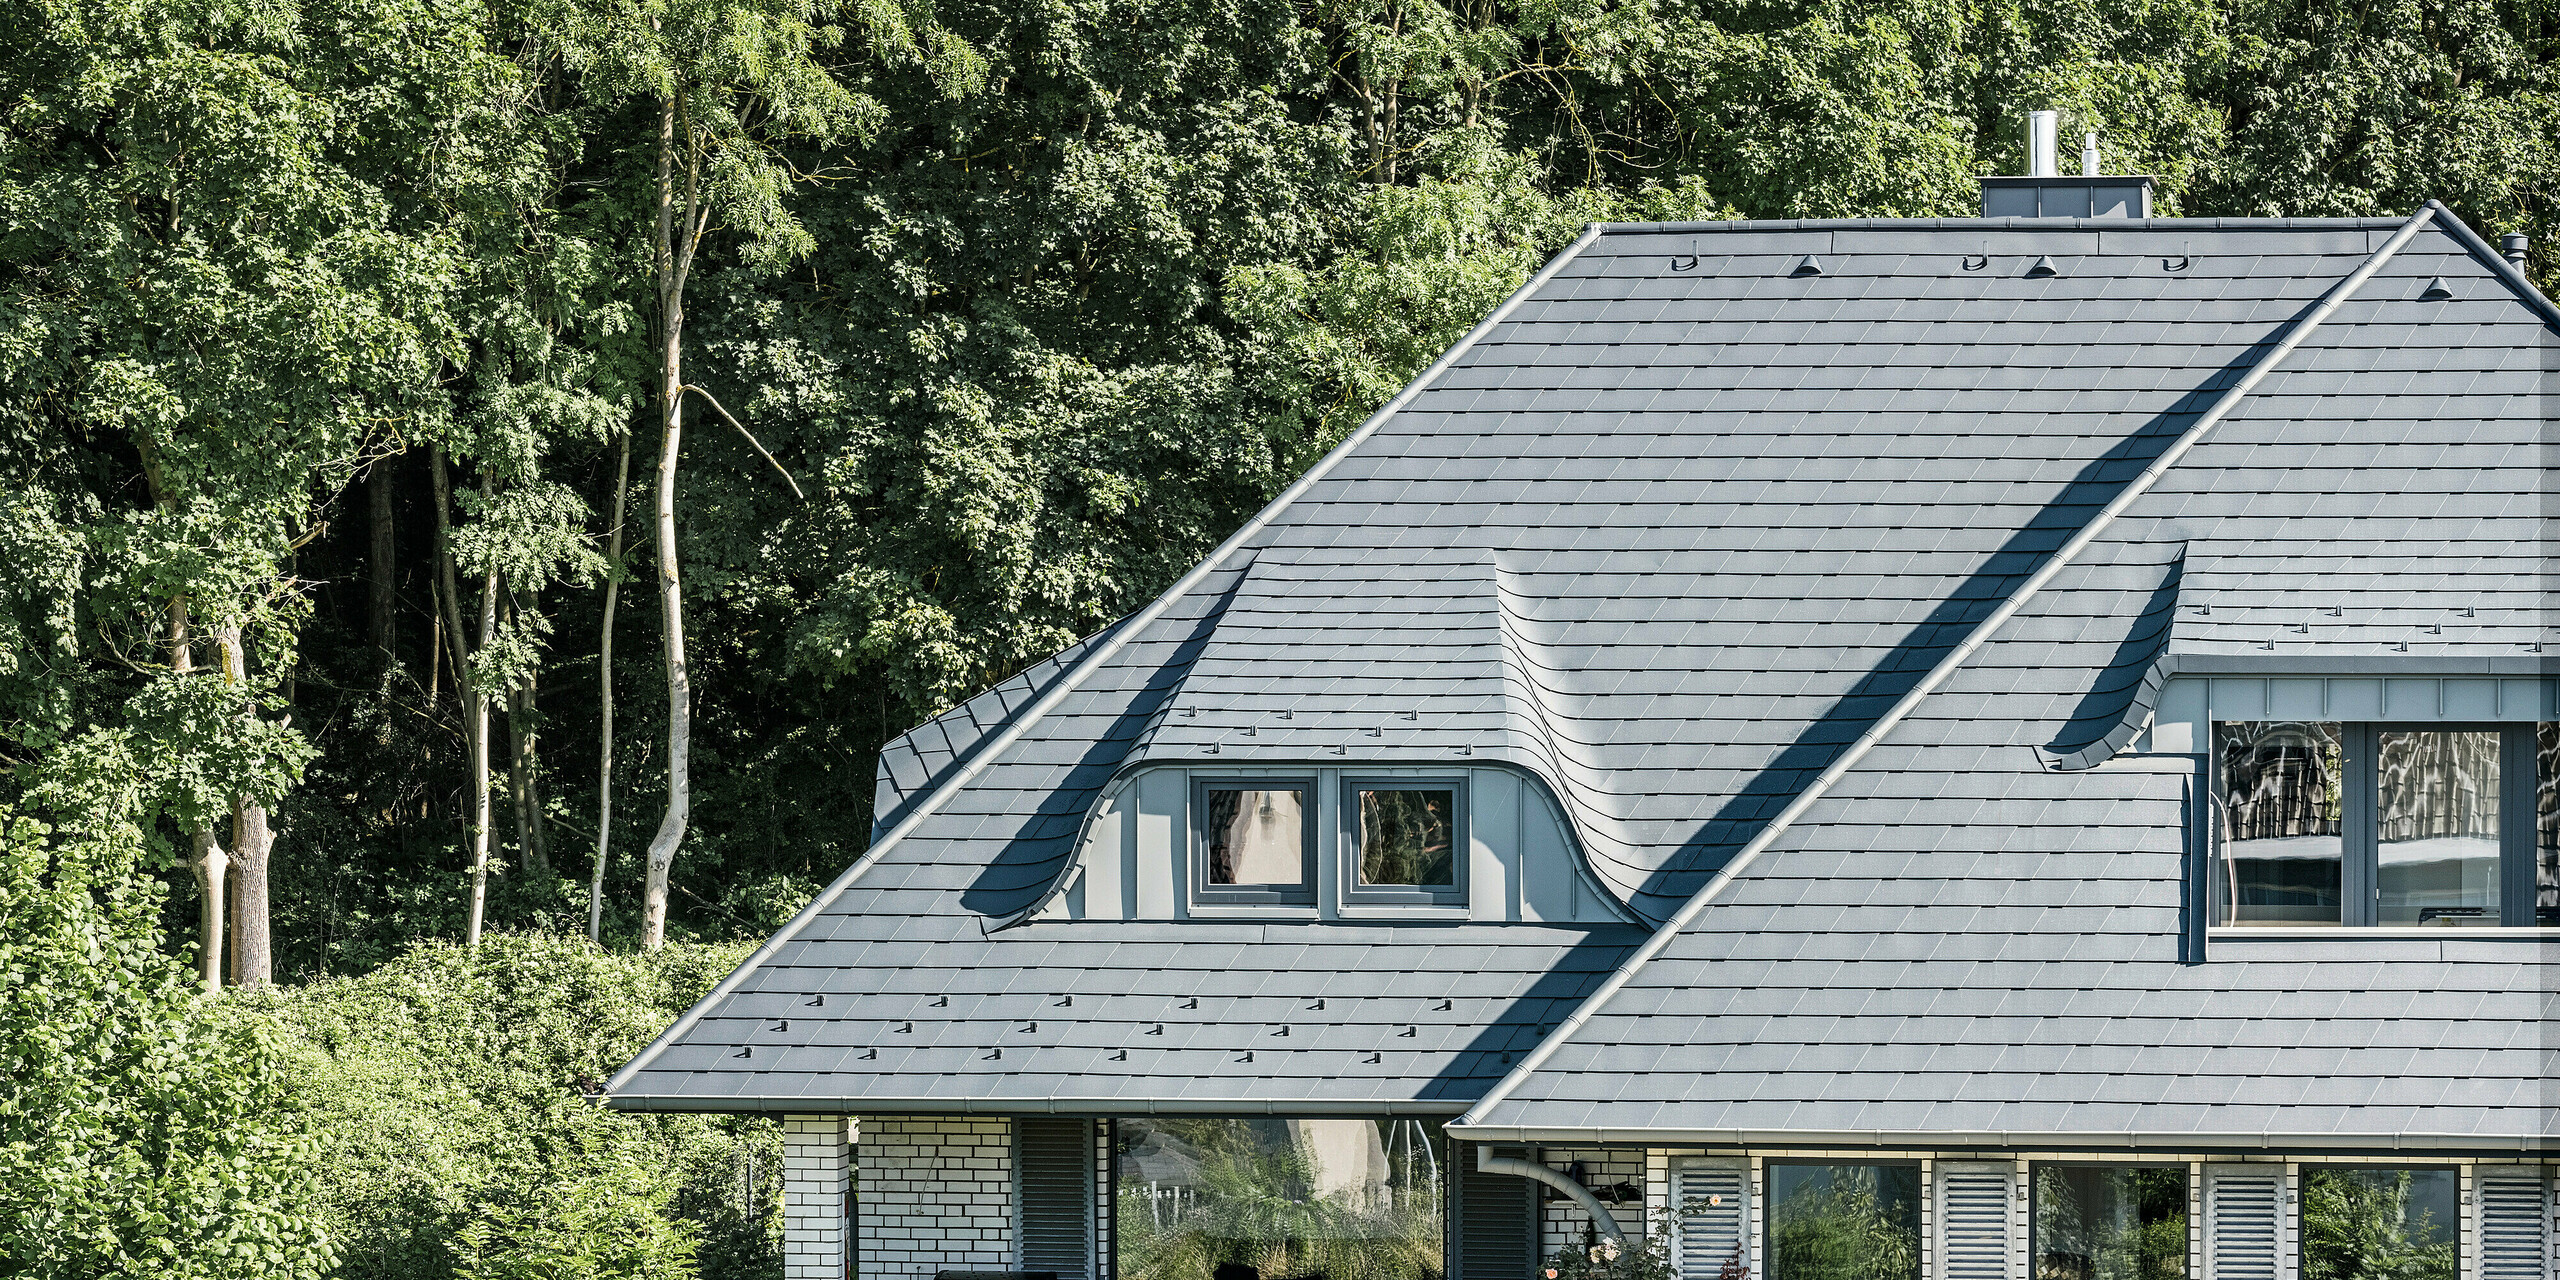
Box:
[1449,202,2445,1138]
[1448,1126,2560,1157]
[606,223,1614,1100]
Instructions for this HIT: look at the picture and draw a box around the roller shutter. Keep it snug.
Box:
[2477,1169,2550,1280]
[1936,1163,2013,1280]
[1671,1159,1747,1280]
[1017,1118,1094,1280]
[1452,1143,1539,1280]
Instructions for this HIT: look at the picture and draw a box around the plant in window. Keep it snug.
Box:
[2299,1169,2455,1280]
[1115,1119,1442,1280]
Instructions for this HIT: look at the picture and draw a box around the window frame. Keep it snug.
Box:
[1189,776,1318,907]
[1340,775,1469,909]
[2213,720,2545,927]
[2026,1162,2191,1280]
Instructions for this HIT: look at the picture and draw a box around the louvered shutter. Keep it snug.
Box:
[1671,1159,1747,1280]
[2477,1170,2550,1280]
[1017,1118,1094,1280]
[2203,1166,2283,1280]
[1451,1143,1539,1280]
[1936,1163,2013,1280]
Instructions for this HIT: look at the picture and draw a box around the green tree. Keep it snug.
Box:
[0,789,331,1279]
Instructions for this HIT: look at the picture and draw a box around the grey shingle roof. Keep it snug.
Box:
[615,207,2560,1132]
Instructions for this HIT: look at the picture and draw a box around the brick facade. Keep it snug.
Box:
[854,1116,1017,1278]
[782,1116,854,1280]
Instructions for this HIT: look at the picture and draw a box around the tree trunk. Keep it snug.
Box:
[508,660,548,878]
[368,459,397,662]
[141,449,225,991]
[641,92,700,951]
[591,430,631,944]
[217,624,275,986]
[430,445,495,946]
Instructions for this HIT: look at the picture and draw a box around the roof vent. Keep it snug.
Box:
[2421,276,2454,299]
[1983,111,2154,218]
[2027,255,2060,277]
[2501,233,2528,267]
[1791,254,1825,277]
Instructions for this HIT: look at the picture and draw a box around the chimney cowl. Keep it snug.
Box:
[2501,233,2528,268]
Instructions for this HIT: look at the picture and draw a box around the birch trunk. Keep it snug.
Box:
[430,446,496,946]
[641,91,703,951]
[591,430,632,943]
[218,624,275,986]
[172,598,226,993]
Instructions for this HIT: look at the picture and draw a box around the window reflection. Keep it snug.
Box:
[2033,1166,2187,1280]
[1766,1164,1921,1280]
[2539,723,2558,925]
[1358,789,1456,888]
[1205,788,1306,887]
[2375,731,2500,926]
[1116,1118,1443,1280]
[2217,722,2344,925]
[2300,1168,2455,1280]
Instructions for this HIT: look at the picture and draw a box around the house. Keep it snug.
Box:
[609,120,2560,1280]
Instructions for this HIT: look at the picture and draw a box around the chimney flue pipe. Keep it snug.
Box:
[2082,132,2101,176]
[2028,111,2060,177]
[2502,233,2528,268]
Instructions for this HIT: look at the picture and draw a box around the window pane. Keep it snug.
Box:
[1358,789,1456,887]
[1767,1164,1921,1280]
[1115,1118,1443,1279]
[2538,723,2557,925]
[2217,722,2344,925]
[2033,1166,2188,1280]
[2300,1168,2456,1280]
[2375,730,2501,926]
[1206,788,1304,886]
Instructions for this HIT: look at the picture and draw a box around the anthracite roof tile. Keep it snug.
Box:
[616,214,2556,1141]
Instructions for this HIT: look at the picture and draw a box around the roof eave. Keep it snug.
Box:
[1442,1124,2560,1156]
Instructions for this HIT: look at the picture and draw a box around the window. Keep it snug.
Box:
[2214,721,2558,927]
[1766,1163,1921,1280]
[2300,1167,2456,1280]
[1193,780,1315,906]
[1344,779,1466,907]
[1115,1118,1444,1280]
[2032,1165,2188,1280]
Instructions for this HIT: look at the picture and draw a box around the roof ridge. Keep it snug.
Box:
[604,223,1614,1099]
[1596,216,2414,234]
[1446,201,2444,1135]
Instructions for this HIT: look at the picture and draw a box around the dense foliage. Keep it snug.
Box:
[225,936,773,1280]
[1,0,2555,1273]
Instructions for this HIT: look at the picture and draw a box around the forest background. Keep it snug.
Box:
[1,0,2553,1274]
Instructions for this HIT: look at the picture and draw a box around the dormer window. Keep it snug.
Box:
[2215,720,2556,927]
[1345,780,1467,907]
[1192,779,1315,905]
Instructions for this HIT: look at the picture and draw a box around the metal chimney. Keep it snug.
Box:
[2502,233,2528,268]
[2081,132,2101,176]
[2028,111,2059,177]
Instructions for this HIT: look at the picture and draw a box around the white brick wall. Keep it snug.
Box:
[1538,1146,1648,1256]
[783,1116,855,1280]
[856,1116,1017,1279]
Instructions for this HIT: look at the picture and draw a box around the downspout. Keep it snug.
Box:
[1477,1145,1625,1245]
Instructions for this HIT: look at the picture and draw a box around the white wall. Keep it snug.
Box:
[854,1116,1016,1279]
[782,1116,854,1280]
